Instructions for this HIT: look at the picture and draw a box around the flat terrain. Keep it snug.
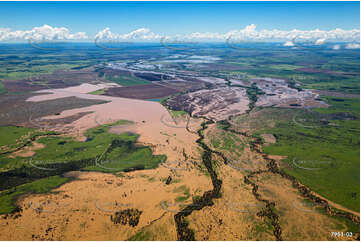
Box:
[0,43,359,241]
[103,84,179,100]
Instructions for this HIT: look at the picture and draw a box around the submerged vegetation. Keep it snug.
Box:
[0,120,166,214]
[0,175,70,214]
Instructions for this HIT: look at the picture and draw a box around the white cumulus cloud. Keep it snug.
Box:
[183,24,360,42]
[0,24,360,44]
[95,27,161,40]
[345,43,360,49]
[94,24,359,43]
[283,41,295,47]
[315,38,326,45]
[0,25,87,41]
[332,44,341,50]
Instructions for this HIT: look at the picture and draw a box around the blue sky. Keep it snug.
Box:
[0,1,359,37]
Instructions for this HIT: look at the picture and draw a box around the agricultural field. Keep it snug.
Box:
[103,84,178,100]
[105,73,152,86]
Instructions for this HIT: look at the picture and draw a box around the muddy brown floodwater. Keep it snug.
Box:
[1,83,359,241]
[26,83,200,161]
[0,83,213,241]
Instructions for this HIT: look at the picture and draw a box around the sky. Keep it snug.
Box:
[0,1,360,42]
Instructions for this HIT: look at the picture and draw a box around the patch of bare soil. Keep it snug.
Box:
[29,111,94,135]
[103,84,179,100]
[3,67,102,93]
[252,78,328,109]
[133,72,165,81]
[158,80,211,93]
[260,134,276,146]
[99,67,133,77]
[2,80,47,93]
[195,76,226,84]
[8,141,45,158]
[0,93,106,126]
[167,87,249,121]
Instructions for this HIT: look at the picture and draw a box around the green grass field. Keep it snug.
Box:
[0,126,35,147]
[0,81,7,94]
[170,110,188,118]
[88,89,105,95]
[0,63,79,80]
[253,97,360,212]
[313,96,359,116]
[0,175,70,214]
[0,126,53,156]
[0,120,166,173]
[106,74,151,86]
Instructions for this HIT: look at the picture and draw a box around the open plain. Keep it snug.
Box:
[0,41,359,241]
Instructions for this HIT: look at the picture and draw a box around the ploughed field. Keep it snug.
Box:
[103,84,179,100]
